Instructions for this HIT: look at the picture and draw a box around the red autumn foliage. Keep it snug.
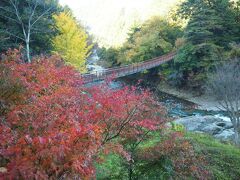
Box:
[0,49,168,179]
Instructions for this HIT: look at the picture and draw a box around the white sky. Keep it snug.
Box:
[59,0,179,46]
[59,0,153,28]
[59,0,151,14]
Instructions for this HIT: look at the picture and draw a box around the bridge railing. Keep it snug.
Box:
[82,52,176,83]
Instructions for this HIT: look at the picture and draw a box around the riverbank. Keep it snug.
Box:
[157,83,220,111]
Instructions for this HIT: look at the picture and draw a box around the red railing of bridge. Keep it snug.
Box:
[82,52,176,84]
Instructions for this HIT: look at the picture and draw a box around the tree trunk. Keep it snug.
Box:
[234,128,240,146]
[128,161,133,180]
[26,40,31,63]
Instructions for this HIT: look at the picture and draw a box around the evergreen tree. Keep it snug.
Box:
[173,0,240,90]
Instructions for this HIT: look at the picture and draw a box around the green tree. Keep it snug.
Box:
[173,0,240,90]
[228,43,240,59]
[0,0,60,62]
[52,11,92,72]
[97,47,120,67]
[118,17,183,65]
[179,0,240,46]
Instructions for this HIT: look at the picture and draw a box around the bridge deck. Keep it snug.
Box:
[82,52,175,83]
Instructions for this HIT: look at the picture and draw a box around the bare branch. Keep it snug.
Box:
[9,0,27,39]
[31,6,53,28]
[29,0,38,26]
[105,106,139,142]
[207,59,240,144]
[0,6,15,14]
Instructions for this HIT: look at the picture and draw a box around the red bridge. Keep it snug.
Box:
[82,52,176,84]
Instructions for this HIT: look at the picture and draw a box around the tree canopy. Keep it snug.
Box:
[52,11,92,72]
[173,0,240,90]
[98,17,182,67]
[119,17,183,64]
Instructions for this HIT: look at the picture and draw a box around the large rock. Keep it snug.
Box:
[214,129,235,141]
[174,115,234,141]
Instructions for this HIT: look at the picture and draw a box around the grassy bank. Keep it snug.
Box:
[185,133,240,180]
[96,132,240,179]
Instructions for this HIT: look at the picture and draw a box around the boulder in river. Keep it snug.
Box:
[174,115,234,141]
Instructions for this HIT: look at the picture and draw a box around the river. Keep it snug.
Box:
[87,52,229,120]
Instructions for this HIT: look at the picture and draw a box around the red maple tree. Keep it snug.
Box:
[0,49,211,179]
[0,49,168,179]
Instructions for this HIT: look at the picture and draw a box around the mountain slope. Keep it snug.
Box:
[60,0,181,47]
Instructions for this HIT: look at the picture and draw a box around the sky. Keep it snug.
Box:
[59,0,180,47]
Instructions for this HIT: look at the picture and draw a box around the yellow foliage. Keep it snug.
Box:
[52,12,92,73]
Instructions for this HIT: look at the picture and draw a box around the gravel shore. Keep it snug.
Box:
[157,83,220,111]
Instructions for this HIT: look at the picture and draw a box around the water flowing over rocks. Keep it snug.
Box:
[174,115,234,141]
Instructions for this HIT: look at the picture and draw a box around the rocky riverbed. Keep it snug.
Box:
[174,115,234,141]
[155,89,235,142]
